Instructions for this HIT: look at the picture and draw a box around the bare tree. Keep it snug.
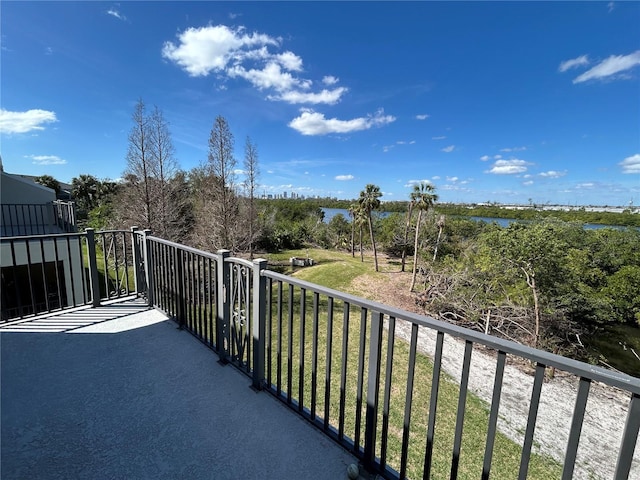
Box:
[189,115,240,251]
[147,106,185,240]
[124,99,153,228]
[243,136,259,259]
[117,100,187,241]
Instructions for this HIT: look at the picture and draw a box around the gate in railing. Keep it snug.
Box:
[137,232,639,480]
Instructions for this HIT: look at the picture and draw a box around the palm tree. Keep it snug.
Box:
[358,184,383,272]
[71,174,100,212]
[353,205,368,262]
[400,197,415,272]
[348,203,358,258]
[409,182,438,291]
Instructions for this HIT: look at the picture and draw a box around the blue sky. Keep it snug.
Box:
[1,1,639,206]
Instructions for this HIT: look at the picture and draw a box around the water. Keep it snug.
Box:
[321,208,631,230]
[321,207,393,223]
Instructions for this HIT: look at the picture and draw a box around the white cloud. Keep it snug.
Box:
[558,55,589,73]
[539,170,567,178]
[576,182,595,189]
[323,75,339,85]
[416,114,429,120]
[523,180,534,186]
[26,155,67,165]
[269,87,347,105]
[619,153,640,174]
[275,51,303,72]
[500,146,527,152]
[441,145,455,153]
[486,159,531,175]
[162,25,279,77]
[106,8,126,21]
[288,108,395,136]
[162,24,347,106]
[432,136,446,140]
[228,62,308,92]
[446,176,459,182]
[335,174,354,181]
[480,155,490,161]
[573,50,640,83]
[404,179,433,187]
[432,176,441,180]
[0,108,57,134]
[382,145,394,153]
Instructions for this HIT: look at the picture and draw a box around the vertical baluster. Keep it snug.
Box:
[451,340,474,479]
[424,331,445,479]
[561,377,591,480]
[311,292,320,421]
[380,316,396,471]
[613,393,640,480]
[38,237,50,313]
[339,302,352,440]
[276,280,283,397]
[324,297,335,432]
[299,287,306,412]
[364,311,384,471]
[400,323,419,480]
[287,283,294,404]
[482,351,507,480]
[518,363,546,480]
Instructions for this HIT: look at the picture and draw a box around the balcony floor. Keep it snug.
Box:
[1,299,357,480]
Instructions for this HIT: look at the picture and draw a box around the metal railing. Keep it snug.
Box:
[3,229,638,479]
[1,228,136,322]
[1,201,77,237]
[136,233,639,480]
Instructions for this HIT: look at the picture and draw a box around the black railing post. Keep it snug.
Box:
[143,229,154,306]
[216,249,231,362]
[252,258,268,390]
[364,310,384,472]
[130,226,141,295]
[174,246,186,329]
[85,228,101,307]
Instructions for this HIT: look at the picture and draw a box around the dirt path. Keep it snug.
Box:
[350,255,639,480]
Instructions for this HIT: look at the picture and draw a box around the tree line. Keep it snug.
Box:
[37,99,639,369]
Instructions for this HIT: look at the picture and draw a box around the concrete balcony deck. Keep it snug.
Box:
[1,298,358,480]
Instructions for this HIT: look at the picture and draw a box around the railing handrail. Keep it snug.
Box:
[0,231,85,241]
[145,234,221,262]
[263,269,640,394]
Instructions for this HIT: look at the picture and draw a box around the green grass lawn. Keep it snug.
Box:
[262,248,562,479]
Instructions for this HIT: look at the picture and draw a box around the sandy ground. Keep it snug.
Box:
[350,257,639,480]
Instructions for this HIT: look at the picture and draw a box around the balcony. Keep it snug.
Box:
[1,201,77,237]
[1,229,639,480]
[1,298,356,479]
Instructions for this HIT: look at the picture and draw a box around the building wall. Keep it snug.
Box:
[1,172,56,205]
